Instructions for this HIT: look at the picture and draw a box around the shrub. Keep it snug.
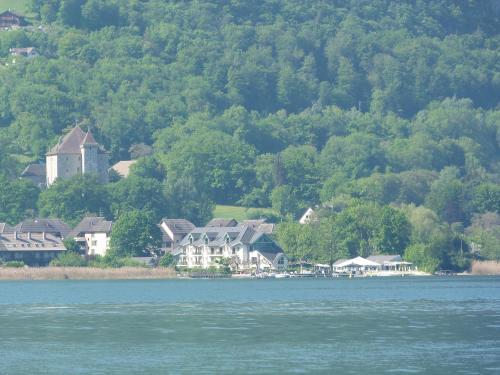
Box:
[63,238,81,253]
[158,253,175,268]
[404,243,440,273]
[50,252,87,267]
[5,261,25,268]
[88,255,145,268]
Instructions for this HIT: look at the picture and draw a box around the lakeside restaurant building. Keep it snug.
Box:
[332,255,414,274]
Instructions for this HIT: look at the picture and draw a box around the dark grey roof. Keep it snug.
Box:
[81,130,98,145]
[160,219,195,235]
[240,219,267,228]
[0,231,65,252]
[47,126,107,155]
[47,126,86,155]
[21,163,46,177]
[179,226,283,257]
[69,217,112,237]
[15,219,71,238]
[180,226,255,247]
[0,10,23,17]
[367,255,402,264]
[205,218,238,228]
[255,223,275,234]
[0,223,15,234]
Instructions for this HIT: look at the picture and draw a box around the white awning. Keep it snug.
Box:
[314,263,330,268]
[333,256,381,268]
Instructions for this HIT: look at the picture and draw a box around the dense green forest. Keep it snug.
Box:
[1,0,500,270]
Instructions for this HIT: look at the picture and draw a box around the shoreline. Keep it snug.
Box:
[0,267,177,280]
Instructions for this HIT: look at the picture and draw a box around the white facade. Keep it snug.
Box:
[69,217,113,257]
[177,226,288,272]
[46,126,108,187]
[178,243,248,269]
[84,232,110,257]
[299,208,316,224]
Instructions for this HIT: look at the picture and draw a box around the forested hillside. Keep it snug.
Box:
[1,1,500,270]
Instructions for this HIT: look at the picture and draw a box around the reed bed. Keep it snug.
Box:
[0,267,176,280]
[470,260,500,275]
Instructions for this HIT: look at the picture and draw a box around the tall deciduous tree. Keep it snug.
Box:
[37,175,109,225]
[109,210,162,258]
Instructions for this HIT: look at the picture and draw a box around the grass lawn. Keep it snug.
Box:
[0,0,30,13]
[214,205,277,221]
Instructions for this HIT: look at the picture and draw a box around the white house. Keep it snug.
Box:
[177,226,287,272]
[299,207,316,224]
[69,217,112,257]
[10,47,38,58]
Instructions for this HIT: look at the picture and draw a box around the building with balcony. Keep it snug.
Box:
[177,225,287,272]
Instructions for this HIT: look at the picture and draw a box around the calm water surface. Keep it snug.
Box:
[0,277,499,374]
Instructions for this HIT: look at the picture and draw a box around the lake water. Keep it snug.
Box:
[0,277,499,374]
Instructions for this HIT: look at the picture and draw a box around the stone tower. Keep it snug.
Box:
[46,125,109,186]
[80,130,99,175]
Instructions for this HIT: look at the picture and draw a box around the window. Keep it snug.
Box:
[232,248,236,255]
[251,257,257,264]
[91,240,97,246]
[211,248,215,255]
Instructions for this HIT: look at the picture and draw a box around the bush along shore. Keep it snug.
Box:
[0,266,176,280]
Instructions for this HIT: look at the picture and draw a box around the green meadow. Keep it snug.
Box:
[0,1,29,13]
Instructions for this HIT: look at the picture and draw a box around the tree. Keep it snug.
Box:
[108,175,169,222]
[159,129,256,204]
[159,253,175,267]
[59,0,84,27]
[0,175,39,224]
[37,175,109,225]
[164,176,214,226]
[63,237,80,253]
[271,185,299,218]
[316,216,349,266]
[425,167,466,223]
[466,212,500,261]
[404,243,440,273]
[373,206,411,254]
[276,221,314,270]
[472,183,500,214]
[320,133,385,179]
[109,210,162,258]
[81,0,120,30]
